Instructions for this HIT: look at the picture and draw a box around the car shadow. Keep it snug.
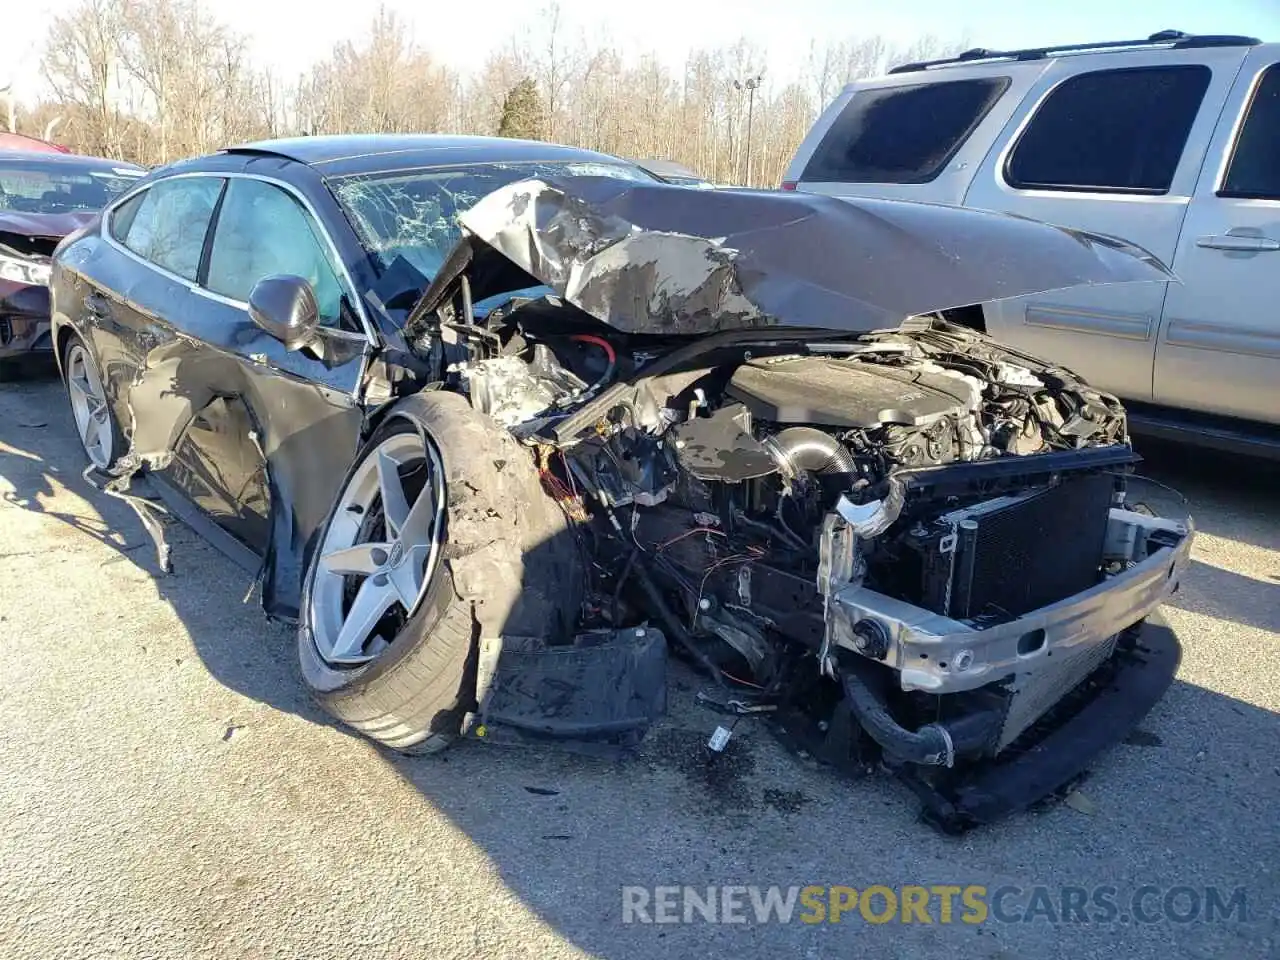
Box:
[2,378,1278,958]
[0,377,344,735]
[0,353,59,383]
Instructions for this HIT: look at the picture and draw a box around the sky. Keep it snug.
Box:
[5,0,1279,104]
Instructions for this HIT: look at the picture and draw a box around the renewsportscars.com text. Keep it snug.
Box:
[621,884,1247,926]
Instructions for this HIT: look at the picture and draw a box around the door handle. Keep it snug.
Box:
[1196,234,1280,252]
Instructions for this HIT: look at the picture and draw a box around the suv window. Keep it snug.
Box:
[801,77,1010,184]
[116,177,222,281]
[1221,64,1280,200]
[206,178,348,325]
[1007,66,1211,194]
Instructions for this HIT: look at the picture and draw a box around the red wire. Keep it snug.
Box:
[570,333,617,364]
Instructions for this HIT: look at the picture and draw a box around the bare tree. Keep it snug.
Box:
[34,0,966,187]
[0,84,16,133]
[41,0,127,156]
[536,2,566,139]
[465,42,533,136]
[294,7,456,138]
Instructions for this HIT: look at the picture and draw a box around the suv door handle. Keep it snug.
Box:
[1196,234,1280,252]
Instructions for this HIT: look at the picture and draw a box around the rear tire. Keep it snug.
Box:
[297,391,584,753]
[61,334,122,470]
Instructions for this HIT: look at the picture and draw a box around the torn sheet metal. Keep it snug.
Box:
[98,322,364,619]
[412,176,1176,337]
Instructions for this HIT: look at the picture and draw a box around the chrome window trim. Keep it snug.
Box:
[101,170,378,346]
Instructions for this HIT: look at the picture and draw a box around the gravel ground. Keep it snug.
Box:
[0,373,1276,960]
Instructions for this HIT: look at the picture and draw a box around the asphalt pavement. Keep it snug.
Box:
[0,373,1276,959]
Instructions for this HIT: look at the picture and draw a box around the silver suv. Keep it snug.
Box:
[783,31,1280,457]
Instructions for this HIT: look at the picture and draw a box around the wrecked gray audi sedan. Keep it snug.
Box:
[49,135,1192,831]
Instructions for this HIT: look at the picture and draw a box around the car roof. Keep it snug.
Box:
[224,134,632,175]
[0,150,146,171]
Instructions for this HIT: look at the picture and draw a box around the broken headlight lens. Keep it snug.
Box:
[0,253,51,287]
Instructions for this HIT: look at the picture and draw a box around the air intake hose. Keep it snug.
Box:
[767,427,856,475]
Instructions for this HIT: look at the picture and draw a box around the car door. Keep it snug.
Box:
[1153,53,1280,424]
[72,175,225,431]
[119,172,372,618]
[963,47,1251,403]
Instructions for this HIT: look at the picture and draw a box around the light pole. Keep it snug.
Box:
[733,74,763,187]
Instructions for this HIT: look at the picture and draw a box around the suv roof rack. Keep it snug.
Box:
[888,30,1262,74]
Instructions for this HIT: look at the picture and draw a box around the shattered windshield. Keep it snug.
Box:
[330,161,653,281]
[0,159,144,215]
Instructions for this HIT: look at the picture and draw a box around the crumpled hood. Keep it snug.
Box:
[0,209,97,243]
[410,176,1174,337]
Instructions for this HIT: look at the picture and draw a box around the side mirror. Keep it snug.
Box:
[247,275,319,351]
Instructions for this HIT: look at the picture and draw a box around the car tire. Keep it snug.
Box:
[61,334,123,470]
[296,390,584,753]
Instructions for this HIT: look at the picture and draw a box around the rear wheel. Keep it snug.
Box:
[62,336,120,470]
[297,391,584,753]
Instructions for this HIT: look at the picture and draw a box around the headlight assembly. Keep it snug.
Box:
[0,253,52,287]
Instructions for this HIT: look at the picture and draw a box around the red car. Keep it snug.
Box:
[0,151,144,374]
[0,132,70,153]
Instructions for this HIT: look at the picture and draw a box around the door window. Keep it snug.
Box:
[115,177,222,280]
[1220,64,1280,200]
[205,178,348,325]
[800,78,1011,184]
[1006,66,1211,194]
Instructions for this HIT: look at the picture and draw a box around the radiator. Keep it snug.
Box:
[917,473,1115,621]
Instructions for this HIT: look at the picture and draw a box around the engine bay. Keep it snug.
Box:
[414,298,1131,663]
[388,283,1195,834]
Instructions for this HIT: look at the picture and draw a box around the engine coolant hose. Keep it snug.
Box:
[841,669,956,767]
[840,669,1003,767]
[767,427,857,475]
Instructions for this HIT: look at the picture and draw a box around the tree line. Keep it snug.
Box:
[11,0,965,187]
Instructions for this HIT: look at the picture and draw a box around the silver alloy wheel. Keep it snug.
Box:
[309,430,446,666]
[66,343,113,469]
